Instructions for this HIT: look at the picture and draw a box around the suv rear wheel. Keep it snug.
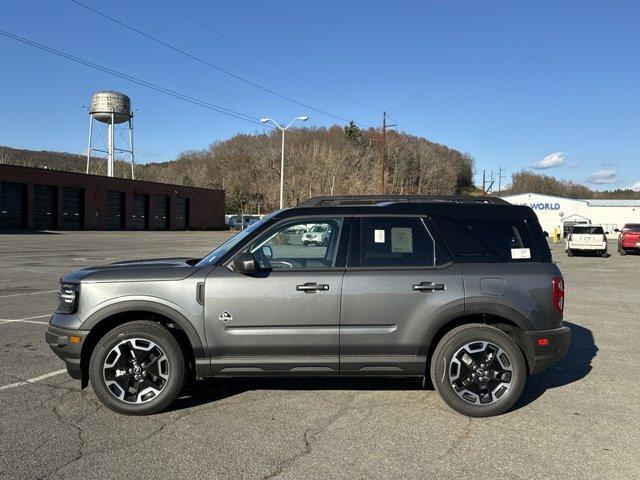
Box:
[89,321,186,415]
[430,324,526,417]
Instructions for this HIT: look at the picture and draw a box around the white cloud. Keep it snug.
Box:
[632,181,640,192]
[587,170,617,185]
[568,161,580,169]
[529,152,566,169]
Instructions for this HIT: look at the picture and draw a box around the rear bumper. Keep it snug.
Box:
[567,244,606,251]
[525,326,571,375]
[45,324,90,380]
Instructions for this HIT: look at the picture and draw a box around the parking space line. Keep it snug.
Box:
[0,314,50,325]
[0,290,57,298]
[0,369,67,392]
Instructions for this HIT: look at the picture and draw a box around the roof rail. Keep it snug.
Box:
[297,195,510,207]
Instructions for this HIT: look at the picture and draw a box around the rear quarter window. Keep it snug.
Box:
[431,215,542,263]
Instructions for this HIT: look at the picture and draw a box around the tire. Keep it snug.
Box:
[567,249,574,257]
[620,247,627,256]
[89,321,187,415]
[601,251,608,258]
[430,324,527,417]
[303,241,309,246]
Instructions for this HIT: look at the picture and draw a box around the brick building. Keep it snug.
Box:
[0,164,224,231]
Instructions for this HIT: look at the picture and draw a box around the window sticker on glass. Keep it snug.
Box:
[374,229,386,243]
[391,227,414,253]
[511,248,531,259]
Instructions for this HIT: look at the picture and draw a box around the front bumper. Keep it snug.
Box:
[525,326,571,375]
[45,323,91,380]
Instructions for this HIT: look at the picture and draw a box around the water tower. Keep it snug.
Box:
[86,91,135,178]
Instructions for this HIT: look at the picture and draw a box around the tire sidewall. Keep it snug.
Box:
[431,326,526,417]
[89,323,185,415]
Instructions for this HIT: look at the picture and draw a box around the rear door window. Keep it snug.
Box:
[431,216,538,262]
[354,217,436,268]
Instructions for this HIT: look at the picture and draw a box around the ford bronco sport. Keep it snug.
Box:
[46,195,570,417]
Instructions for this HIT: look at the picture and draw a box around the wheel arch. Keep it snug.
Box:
[419,306,535,375]
[79,301,206,388]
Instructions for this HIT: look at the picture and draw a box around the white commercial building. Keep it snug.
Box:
[500,192,640,237]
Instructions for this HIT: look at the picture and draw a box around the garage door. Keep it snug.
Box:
[154,195,169,230]
[0,182,27,229]
[61,187,84,230]
[33,185,57,230]
[131,193,148,230]
[107,191,125,230]
[174,197,188,230]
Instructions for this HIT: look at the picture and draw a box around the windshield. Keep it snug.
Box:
[572,226,604,235]
[196,214,275,266]
[309,225,326,232]
[623,224,640,232]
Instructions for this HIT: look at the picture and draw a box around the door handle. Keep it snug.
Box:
[413,281,445,292]
[296,282,329,292]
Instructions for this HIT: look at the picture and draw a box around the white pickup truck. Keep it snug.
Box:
[565,224,608,257]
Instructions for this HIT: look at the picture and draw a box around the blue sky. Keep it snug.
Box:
[1,0,638,190]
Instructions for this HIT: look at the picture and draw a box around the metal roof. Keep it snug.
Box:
[582,199,640,207]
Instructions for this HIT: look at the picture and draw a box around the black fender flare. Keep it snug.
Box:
[82,300,205,358]
[417,301,536,371]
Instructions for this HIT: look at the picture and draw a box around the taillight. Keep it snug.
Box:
[552,276,564,313]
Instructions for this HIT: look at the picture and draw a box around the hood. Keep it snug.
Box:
[61,257,200,283]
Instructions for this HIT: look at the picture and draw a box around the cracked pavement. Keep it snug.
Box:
[1,231,639,479]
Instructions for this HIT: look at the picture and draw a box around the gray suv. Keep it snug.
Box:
[46,195,570,417]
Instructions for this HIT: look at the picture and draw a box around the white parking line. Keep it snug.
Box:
[0,314,50,325]
[0,290,57,298]
[0,369,67,392]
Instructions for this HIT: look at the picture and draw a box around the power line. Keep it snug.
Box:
[71,0,365,127]
[0,28,271,127]
[153,0,385,115]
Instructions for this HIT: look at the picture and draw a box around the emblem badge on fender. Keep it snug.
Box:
[219,310,232,322]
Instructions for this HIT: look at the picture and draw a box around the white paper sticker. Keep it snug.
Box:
[511,248,531,259]
[374,229,386,243]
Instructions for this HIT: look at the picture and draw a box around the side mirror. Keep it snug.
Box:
[229,252,257,275]
[614,229,620,233]
[605,231,610,235]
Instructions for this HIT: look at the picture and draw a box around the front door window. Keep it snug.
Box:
[250,219,343,270]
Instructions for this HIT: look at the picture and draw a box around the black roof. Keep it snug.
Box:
[298,195,509,207]
[279,195,534,220]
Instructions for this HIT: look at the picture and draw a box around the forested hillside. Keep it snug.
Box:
[502,171,640,199]
[1,124,476,211]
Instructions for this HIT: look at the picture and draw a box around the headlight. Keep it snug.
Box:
[57,283,79,314]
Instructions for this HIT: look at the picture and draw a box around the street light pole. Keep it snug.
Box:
[261,115,308,209]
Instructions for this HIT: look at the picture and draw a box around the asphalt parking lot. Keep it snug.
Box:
[1,231,639,479]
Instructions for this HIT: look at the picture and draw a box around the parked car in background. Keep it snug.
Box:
[302,223,330,246]
[618,223,640,255]
[565,224,608,257]
[228,215,260,230]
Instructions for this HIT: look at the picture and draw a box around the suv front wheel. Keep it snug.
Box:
[89,321,187,415]
[430,324,526,417]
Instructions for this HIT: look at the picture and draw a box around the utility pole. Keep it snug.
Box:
[380,111,387,194]
[482,170,486,194]
[379,111,396,194]
[498,166,506,194]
